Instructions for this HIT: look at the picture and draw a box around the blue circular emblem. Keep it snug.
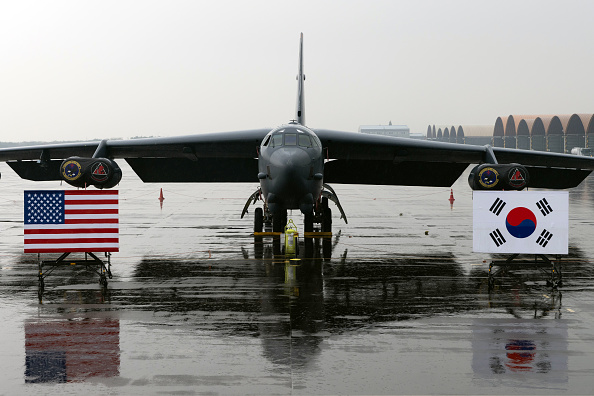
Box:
[478,167,499,188]
[505,207,537,238]
[62,160,82,181]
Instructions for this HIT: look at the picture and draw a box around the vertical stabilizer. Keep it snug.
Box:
[295,33,305,125]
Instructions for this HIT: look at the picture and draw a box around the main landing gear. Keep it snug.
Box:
[305,197,331,232]
[250,205,286,233]
[241,184,347,233]
[252,207,287,233]
[304,184,348,233]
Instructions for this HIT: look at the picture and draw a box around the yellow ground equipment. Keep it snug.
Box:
[284,219,299,256]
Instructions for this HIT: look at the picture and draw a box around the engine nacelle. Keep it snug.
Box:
[60,157,122,189]
[468,163,529,191]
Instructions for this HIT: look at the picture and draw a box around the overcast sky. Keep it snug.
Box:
[1,0,593,141]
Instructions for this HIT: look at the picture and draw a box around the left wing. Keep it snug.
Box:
[314,129,594,189]
[0,129,270,183]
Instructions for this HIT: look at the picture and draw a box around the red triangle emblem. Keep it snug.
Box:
[93,164,107,175]
[510,169,524,181]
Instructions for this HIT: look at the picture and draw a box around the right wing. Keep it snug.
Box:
[314,128,594,189]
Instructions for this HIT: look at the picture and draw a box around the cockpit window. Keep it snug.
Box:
[271,134,283,147]
[298,134,312,147]
[284,134,297,146]
[266,129,319,149]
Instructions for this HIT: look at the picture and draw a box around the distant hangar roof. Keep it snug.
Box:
[432,114,594,140]
[458,125,493,137]
[426,125,493,138]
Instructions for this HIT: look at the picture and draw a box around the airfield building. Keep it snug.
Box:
[427,113,594,155]
[359,122,410,138]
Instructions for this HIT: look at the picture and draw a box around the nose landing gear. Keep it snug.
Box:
[305,197,332,232]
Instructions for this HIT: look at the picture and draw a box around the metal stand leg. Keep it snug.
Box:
[87,252,111,289]
[37,252,71,302]
[488,254,518,291]
[38,253,44,302]
[544,254,562,288]
[488,254,563,290]
[36,252,113,300]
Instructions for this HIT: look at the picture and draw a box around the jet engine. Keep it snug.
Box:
[60,157,122,189]
[468,163,529,191]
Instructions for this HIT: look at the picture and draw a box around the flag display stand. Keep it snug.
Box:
[24,189,119,301]
[488,254,562,291]
[474,191,568,291]
[37,252,112,301]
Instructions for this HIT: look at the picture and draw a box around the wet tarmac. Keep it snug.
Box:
[1,162,594,395]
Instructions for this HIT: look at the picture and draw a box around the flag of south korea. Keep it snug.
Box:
[473,191,568,254]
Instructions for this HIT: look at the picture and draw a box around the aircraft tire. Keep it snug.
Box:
[254,207,264,233]
[273,210,287,233]
[304,212,314,232]
[322,207,332,232]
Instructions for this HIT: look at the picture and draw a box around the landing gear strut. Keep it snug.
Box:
[306,197,333,232]
[320,198,332,232]
[242,184,347,234]
[250,201,285,234]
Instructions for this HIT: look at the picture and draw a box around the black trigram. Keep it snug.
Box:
[489,228,506,247]
[489,198,506,216]
[536,229,553,247]
[536,198,553,216]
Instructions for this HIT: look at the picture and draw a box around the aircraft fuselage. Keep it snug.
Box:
[258,123,324,215]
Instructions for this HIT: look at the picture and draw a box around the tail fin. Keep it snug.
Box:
[295,33,305,125]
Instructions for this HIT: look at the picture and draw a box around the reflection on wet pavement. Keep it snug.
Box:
[0,163,593,394]
[25,316,120,383]
[472,319,567,382]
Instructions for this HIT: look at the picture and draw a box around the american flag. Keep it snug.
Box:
[24,190,119,253]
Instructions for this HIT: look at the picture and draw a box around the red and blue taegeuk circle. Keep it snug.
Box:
[505,207,537,238]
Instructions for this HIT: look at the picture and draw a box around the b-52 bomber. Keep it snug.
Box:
[1,34,594,234]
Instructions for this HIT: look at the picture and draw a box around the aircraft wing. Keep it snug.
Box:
[314,129,594,188]
[3,127,594,189]
[0,129,270,183]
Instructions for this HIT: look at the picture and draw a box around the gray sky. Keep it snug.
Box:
[1,0,594,141]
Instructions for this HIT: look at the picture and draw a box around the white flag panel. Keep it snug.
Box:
[473,191,568,254]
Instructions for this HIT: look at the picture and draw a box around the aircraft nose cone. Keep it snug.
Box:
[270,148,311,178]
[268,148,313,204]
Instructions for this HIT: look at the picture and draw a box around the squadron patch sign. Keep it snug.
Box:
[478,167,500,188]
[473,191,568,254]
[61,160,82,181]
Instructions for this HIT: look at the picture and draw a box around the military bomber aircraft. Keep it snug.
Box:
[1,34,594,234]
